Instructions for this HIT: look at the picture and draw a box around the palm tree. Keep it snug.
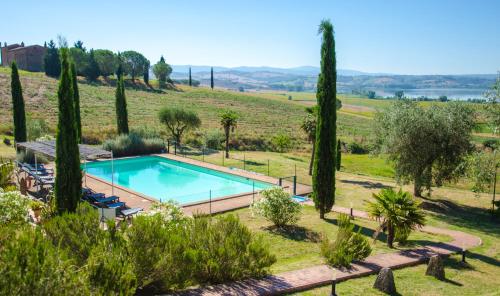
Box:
[368,188,425,248]
[219,110,238,158]
[301,106,317,175]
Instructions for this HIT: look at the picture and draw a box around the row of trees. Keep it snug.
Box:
[43,40,173,87]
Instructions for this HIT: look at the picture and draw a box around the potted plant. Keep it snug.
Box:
[30,200,45,221]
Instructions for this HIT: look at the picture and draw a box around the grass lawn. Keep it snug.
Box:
[296,254,499,295]
[0,135,15,159]
[223,205,451,274]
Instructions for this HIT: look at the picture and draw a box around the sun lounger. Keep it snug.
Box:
[120,207,143,217]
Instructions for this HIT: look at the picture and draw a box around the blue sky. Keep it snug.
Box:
[2,0,499,74]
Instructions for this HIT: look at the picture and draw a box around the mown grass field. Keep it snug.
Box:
[0,67,373,146]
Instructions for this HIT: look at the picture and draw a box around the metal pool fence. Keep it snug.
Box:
[166,140,302,194]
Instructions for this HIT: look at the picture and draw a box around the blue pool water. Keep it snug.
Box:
[84,156,273,204]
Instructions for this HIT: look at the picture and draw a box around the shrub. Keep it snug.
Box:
[203,129,225,150]
[16,150,49,164]
[320,214,371,268]
[125,214,193,292]
[42,203,105,265]
[188,214,276,284]
[0,226,89,295]
[27,118,50,141]
[252,187,301,227]
[102,133,164,157]
[482,138,498,150]
[271,133,293,153]
[0,189,30,225]
[131,126,164,139]
[149,200,188,224]
[347,141,370,154]
[0,160,14,189]
[86,224,137,296]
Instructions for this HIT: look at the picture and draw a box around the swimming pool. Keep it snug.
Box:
[84,156,273,204]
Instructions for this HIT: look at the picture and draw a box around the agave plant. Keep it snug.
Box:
[368,188,425,248]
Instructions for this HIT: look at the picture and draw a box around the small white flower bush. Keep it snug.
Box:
[252,187,301,227]
[0,189,30,225]
[149,200,188,224]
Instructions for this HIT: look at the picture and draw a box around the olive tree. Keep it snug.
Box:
[158,107,201,144]
[485,72,500,135]
[94,49,118,77]
[374,100,475,196]
[122,51,149,81]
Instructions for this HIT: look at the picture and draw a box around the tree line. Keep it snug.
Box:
[43,40,173,88]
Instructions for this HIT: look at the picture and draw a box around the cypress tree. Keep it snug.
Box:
[115,75,129,134]
[312,20,337,219]
[85,49,100,81]
[143,60,150,85]
[116,53,123,78]
[71,63,82,143]
[336,139,341,171]
[44,40,61,78]
[189,67,192,86]
[210,67,214,90]
[55,48,82,213]
[10,62,27,143]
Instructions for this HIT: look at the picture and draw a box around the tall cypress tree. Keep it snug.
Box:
[85,49,100,81]
[43,40,61,78]
[55,48,82,213]
[189,67,192,86]
[312,20,337,219]
[336,139,341,171]
[10,62,27,143]
[71,63,82,143]
[210,67,214,90]
[143,60,150,85]
[115,74,129,134]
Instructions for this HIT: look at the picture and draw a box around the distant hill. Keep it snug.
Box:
[170,65,496,97]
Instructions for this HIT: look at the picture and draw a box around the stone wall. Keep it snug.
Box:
[1,43,46,72]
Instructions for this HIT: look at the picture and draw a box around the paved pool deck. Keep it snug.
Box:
[84,153,313,214]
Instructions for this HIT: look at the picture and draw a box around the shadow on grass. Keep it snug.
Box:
[340,179,392,189]
[244,160,266,166]
[283,155,306,162]
[263,225,321,242]
[420,197,500,237]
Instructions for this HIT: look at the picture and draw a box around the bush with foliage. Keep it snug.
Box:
[188,214,276,284]
[203,129,225,150]
[271,133,293,153]
[0,226,89,295]
[0,160,14,189]
[86,223,137,296]
[125,213,193,292]
[16,150,49,165]
[0,189,30,225]
[320,213,371,268]
[347,141,370,154]
[102,133,165,157]
[149,200,189,224]
[252,187,301,227]
[43,203,105,265]
[27,117,50,141]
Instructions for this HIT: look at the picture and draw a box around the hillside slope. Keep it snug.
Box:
[0,67,372,146]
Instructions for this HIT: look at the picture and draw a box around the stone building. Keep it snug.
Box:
[0,42,46,72]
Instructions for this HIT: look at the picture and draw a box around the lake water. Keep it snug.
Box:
[365,88,486,100]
